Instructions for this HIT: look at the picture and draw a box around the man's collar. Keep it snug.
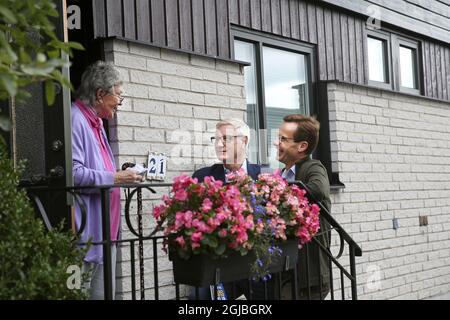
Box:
[281,165,296,179]
[223,159,248,175]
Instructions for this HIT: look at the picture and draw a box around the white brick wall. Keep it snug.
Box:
[104,39,247,300]
[328,82,450,300]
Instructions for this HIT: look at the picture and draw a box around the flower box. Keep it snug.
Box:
[153,172,320,286]
[170,239,298,287]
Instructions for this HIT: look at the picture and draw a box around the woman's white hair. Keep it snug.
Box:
[76,60,122,106]
[216,118,250,146]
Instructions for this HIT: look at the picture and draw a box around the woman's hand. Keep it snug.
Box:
[114,170,144,184]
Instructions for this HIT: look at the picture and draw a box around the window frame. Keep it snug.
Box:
[366,29,393,90]
[365,28,423,96]
[393,35,421,95]
[231,27,316,166]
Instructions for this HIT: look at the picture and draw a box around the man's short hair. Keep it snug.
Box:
[283,114,320,155]
[216,118,250,146]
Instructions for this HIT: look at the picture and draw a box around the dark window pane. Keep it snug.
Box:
[368,37,386,82]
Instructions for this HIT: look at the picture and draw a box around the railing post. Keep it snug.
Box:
[130,240,136,300]
[101,187,113,300]
[350,244,358,300]
[137,186,145,300]
[305,243,311,299]
[153,237,159,300]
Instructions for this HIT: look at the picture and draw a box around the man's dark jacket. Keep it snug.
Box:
[294,157,331,297]
[193,162,261,182]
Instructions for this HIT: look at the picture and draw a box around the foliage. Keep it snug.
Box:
[0,0,84,131]
[0,145,88,299]
[0,0,88,299]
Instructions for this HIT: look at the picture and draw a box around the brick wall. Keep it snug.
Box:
[328,82,450,299]
[103,39,247,299]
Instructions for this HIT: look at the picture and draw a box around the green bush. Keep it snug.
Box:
[0,145,88,299]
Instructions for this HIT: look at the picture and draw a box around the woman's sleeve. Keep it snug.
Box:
[72,114,114,188]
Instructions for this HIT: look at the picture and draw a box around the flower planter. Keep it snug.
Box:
[170,239,299,287]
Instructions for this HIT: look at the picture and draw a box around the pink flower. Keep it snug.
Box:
[174,211,185,230]
[215,212,227,224]
[183,210,193,228]
[245,215,255,229]
[218,229,227,238]
[191,232,203,243]
[207,217,220,228]
[191,219,210,233]
[310,203,320,215]
[152,204,166,219]
[297,228,312,244]
[173,175,196,190]
[287,195,299,207]
[255,221,264,233]
[191,242,200,249]
[162,194,171,203]
[272,169,282,176]
[201,198,213,212]
[174,236,185,248]
[174,189,188,201]
[235,230,248,244]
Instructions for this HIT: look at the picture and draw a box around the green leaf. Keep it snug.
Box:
[0,5,18,24]
[201,237,211,247]
[214,243,226,256]
[66,41,85,51]
[201,235,218,248]
[0,115,11,131]
[0,73,17,97]
[18,48,31,64]
[45,80,55,106]
[47,50,59,59]
[20,64,55,76]
[0,32,18,64]
[51,70,73,91]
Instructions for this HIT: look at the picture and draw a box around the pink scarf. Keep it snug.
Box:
[75,100,121,241]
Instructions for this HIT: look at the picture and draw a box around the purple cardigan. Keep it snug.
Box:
[71,102,116,264]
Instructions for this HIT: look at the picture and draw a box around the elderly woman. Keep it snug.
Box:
[72,61,142,299]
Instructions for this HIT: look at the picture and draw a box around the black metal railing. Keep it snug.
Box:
[294,181,362,300]
[22,181,362,300]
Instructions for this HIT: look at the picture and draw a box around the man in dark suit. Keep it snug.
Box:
[190,118,260,300]
[274,114,331,300]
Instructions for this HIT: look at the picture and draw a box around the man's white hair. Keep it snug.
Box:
[216,118,250,146]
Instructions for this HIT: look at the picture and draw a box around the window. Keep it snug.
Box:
[366,29,421,94]
[233,29,314,168]
[396,37,420,94]
[366,30,392,90]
